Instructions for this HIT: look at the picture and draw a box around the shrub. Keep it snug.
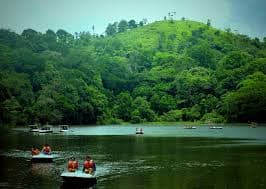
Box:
[201,112,225,123]
[160,109,183,122]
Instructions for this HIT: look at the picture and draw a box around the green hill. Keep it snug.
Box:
[0,19,265,126]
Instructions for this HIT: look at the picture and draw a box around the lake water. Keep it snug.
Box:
[1,124,266,189]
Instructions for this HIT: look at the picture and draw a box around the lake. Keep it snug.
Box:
[0,124,266,189]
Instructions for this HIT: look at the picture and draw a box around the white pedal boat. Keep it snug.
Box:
[31,153,54,163]
[61,170,97,186]
[209,126,223,129]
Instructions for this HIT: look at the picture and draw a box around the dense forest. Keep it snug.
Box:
[0,19,266,127]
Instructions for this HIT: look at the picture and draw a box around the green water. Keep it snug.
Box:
[0,124,266,189]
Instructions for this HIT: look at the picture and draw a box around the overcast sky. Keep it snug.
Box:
[0,0,265,38]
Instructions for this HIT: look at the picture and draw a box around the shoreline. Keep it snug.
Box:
[12,121,263,129]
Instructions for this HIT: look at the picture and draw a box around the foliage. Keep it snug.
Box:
[160,109,183,122]
[201,112,225,123]
[0,19,265,126]
[221,72,266,122]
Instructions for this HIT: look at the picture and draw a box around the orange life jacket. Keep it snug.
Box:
[31,149,40,155]
[84,160,94,169]
[68,160,78,169]
[43,146,51,154]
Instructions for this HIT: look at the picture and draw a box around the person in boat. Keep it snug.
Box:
[136,128,144,134]
[83,156,96,174]
[31,147,40,155]
[42,144,52,155]
[68,157,78,172]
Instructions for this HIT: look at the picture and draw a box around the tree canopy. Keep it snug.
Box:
[0,19,266,126]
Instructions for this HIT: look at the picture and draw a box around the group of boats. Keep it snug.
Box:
[29,124,69,133]
[183,126,223,129]
[31,148,96,187]
[29,122,258,187]
[183,123,258,129]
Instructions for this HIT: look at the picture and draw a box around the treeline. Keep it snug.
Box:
[105,19,147,36]
[0,19,266,126]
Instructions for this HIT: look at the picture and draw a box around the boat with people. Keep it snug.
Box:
[61,156,97,187]
[31,144,54,163]
[209,126,223,129]
[39,125,53,133]
[60,125,69,132]
[61,170,97,186]
[29,124,40,132]
[183,126,197,129]
[135,128,144,134]
[250,122,257,128]
[31,153,55,163]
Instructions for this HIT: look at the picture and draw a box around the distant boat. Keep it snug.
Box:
[209,126,223,129]
[31,153,54,163]
[136,128,144,134]
[39,125,53,133]
[250,122,257,128]
[183,126,197,129]
[61,170,97,187]
[29,124,40,132]
[60,125,69,132]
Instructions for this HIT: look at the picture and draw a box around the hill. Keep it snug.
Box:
[0,19,265,126]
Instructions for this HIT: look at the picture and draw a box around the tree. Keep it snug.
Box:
[221,72,266,122]
[201,112,224,123]
[158,32,166,50]
[118,20,128,33]
[150,93,176,115]
[44,29,57,50]
[22,29,48,52]
[56,29,74,44]
[105,23,117,36]
[22,29,38,40]
[183,105,201,121]
[174,67,213,107]
[128,19,137,29]
[220,51,252,70]
[131,97,156,122]
[1,19,266,126]
[207,19,211,27]
[2,97,25,125]
[187,43,217,69]
[33,95,62,124]
[113,92,133,121]
[160,109,183,122]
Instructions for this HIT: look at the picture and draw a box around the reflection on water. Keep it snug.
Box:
[30,163,55,176]
[1,125,266,189]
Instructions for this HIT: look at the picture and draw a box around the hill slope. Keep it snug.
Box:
[0,20,266,126]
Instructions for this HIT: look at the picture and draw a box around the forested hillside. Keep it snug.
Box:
[0,19,266,126]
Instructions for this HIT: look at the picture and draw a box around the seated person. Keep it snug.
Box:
[68,157,78,172]
[83,156,96,174]
[31,147,40,155]
[42,144,52,155]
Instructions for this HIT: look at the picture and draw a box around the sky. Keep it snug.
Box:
[0,0,265,38]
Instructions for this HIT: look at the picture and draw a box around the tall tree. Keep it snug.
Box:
[128,19,137,29]
[105,23,117,36]
[118,20,128,33]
